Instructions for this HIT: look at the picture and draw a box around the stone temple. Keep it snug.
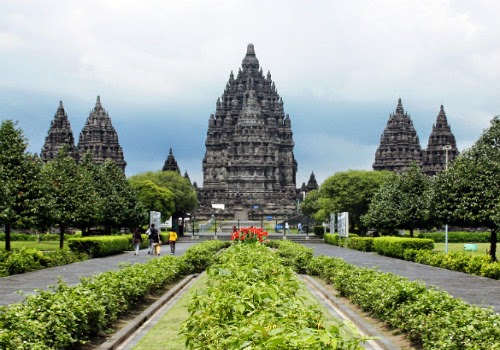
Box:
[41,96,127,172]
[77,96,127,171]
[197,44,298,220]
[373,98,458,175]
[41,101,79,162]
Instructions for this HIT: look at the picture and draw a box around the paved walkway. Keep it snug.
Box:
[1,241,499,313]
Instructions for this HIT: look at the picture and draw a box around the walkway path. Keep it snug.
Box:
[1,241,499,313]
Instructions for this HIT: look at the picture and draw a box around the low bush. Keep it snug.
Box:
[68,236,130,258]
[294,244,500,349]
[0,240,224,349]
[347,237,374,251]
[404,249,500,279]
[0,233,76,241]
[417,231,497,243]
[372,237,434,258]
[0,248,87,277]
[181,243,366,349]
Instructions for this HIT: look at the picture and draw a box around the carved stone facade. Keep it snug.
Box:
[162,148,181,173]
[422,105,459,176]
[373,99,458,175]
[197,44,298,220]
[373,99,422,172]
[41,101,78,162]
[77,96,126,171]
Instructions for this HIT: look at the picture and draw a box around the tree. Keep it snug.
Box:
[93,159,145,234]
[432,116,500,261]
[41,149,98,248]
[129,170,197,232]
[300,189,321,220]
[128,178,175,218]
[316,170,393,234]
[0,120,43,250]
[363,163,431,237]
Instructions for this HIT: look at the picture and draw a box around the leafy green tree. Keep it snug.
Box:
[363,163,431,237]
[94,160,146,234]
[0,120,44,250]
[128,178,175,218]
[432,116,500,261]
[129,170,197,232]
[300,189,321,220]
[41,149,98,248]
[316,170,393,234]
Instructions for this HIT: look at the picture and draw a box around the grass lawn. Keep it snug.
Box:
[0,241,64,251]
[133,273,362,350]
[434,242,496,256]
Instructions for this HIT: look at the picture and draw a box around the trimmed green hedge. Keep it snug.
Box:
[0,248,87,277]
[0,233,78,241]
[404,249,500,279]
[372,236,434,258]
[68,236,130,258]
[0,240,227,350]
[417,231,499,243]
[273,241,500,349]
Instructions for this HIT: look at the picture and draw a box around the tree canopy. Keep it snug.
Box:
[363,163,431,237]
[315,170,393,234]
[432,116,500,260]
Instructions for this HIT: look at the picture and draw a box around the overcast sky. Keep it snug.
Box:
[1,0,499,186]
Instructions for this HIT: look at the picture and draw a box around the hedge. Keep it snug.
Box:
[0,233,77,241]
[372,236,434,258]
[417,231,499,243]
[68,236,130,258]
[274,241,500,349]
[0,248,87,277]
[0,240,228,350]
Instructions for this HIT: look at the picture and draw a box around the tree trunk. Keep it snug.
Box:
[490,229,497,262]
[59,225,65,249]
[409,228,414,238]
[5,224,11,251]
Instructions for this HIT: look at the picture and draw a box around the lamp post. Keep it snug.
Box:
[443,145,452,254]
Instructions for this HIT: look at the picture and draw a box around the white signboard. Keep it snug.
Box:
[211,204,225,210]
[330,213,335,235]
[337,212,349,237]
[150,211,161,230]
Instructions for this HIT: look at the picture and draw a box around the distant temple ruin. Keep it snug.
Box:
[41,96,127,171]
[373,99,458,175]
[196,44,300,220]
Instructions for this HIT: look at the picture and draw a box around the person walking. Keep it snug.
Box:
[285,222,290,235]
[168,230,178,255]
[149,224,161,255]
[146,225,154,254]
[132,227,143,255]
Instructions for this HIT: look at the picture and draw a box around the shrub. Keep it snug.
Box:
[68,236,130,258]
[347,237,374,251]
[372,237,434,258]
[417,231,497,243]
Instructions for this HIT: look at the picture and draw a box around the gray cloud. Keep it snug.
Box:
[1,0,499,186]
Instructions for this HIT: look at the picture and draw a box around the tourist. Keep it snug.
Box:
[298,222,303,234]
[169,230,178,255]
[149,224,161,255]
[146,225,154,254]
[232,225,238,234]
[132,227,143,255]
[285,222,290,235]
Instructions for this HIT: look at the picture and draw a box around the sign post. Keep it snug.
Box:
[337,212,349,238]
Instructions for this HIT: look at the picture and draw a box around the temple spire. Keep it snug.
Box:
[41,100,78,162]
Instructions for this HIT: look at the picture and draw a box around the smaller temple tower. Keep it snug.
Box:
[373,98,422,173]
[162,148,181,173]
[422,105,459,176]
[77,96,126,171]
[41,101,78,162]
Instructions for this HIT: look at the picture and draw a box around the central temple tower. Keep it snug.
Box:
[198,44,298,220]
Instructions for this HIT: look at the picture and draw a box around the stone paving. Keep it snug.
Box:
[1,241,499,313]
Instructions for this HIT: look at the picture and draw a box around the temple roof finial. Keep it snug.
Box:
[58,100,64,110]
[395,98,404,114]
[95,95,102,109]
[247,43,255,55]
